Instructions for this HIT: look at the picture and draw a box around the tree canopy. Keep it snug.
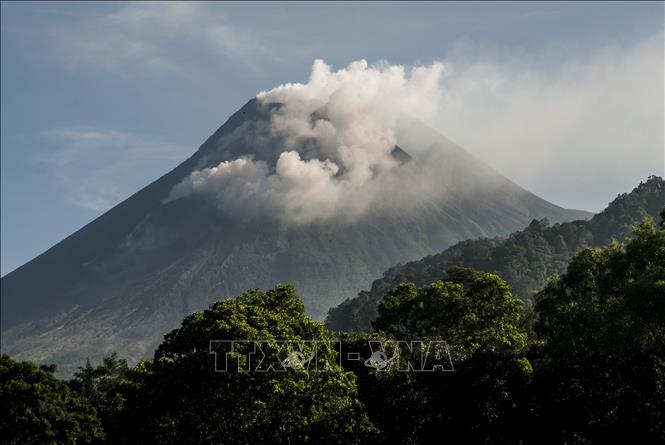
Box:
[0,355,103,445]
[336,269,532,444]
[112,285,373,445]
[531,218,665,444]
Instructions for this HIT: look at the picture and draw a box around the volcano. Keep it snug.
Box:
[1,98,590,375]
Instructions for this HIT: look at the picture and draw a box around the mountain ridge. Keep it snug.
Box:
[326,175,665,332]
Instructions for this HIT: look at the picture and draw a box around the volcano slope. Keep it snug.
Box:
[1,98,590,375]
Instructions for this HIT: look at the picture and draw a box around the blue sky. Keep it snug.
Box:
[1,1,663,275]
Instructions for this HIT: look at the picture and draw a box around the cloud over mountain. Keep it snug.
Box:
[168,59,445,225]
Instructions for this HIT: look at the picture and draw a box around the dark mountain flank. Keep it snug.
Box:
[326,176,664,332]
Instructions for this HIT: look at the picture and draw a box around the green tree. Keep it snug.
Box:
[533,217,665,444]
[68,353,130,444]
[349,269,531,444]
[0,355,104,445]
[375,267,527,357]
[115,285,374,444]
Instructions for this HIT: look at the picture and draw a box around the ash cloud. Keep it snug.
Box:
[168,59,446,225]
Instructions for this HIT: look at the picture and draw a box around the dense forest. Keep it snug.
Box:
[2,181,664,444]
[327,176,665,331]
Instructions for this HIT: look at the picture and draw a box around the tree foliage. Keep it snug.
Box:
[375,267,526,356]
[531,218,665,444]
[67,353,130,444]
[343,269,532,444]
[327,175,665,331]
[0,355,103,445]
[111,285,373,445]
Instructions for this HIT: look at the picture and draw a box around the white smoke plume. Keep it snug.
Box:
[168,59,445,225]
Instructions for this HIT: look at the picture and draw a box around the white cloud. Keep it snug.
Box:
[54,2,273,76]
[39,128,190,211]
[169,59,446,225]
[433,32,664,209]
